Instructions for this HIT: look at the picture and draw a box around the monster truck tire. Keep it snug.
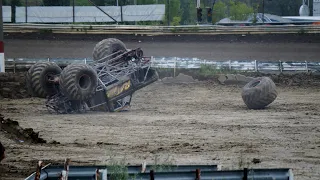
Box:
[59,64,98,101]
[241,77,278,109]
[26,62,62,98]
[92,38,127,61]
[26,64,36,96]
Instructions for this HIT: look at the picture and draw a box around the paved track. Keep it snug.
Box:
[4,33,320,61]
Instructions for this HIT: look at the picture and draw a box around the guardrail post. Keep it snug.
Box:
[229,60,232,71]
[305,60,308,73]
[243,168,248,180]
[195,169,201,180]
[47,58,50,62]
[150,170,155,180]
[84,58,87,64]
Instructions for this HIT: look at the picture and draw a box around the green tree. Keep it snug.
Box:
[261,0,302,16]
[2,0,10,5]
[171,16,181,26]
[180,0,190,25]
[212,1,227,23]
[251,2,259,24]
[228,0,253,20]
[137,0,156,5]
[43,0,70,6]
[163,0,180,25]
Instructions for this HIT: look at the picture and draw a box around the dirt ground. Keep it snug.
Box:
[4,33,320,61]
[0,80,320,180]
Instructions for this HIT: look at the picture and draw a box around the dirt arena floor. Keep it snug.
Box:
[4,33,320,61]
[0,80,320,179]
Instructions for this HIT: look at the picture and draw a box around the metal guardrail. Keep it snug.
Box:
[216,21,319,26]
[3,23,320,34]
[24,165,294,180]
[25,164,218,180]
[127,169,294,180]
[4,57,320,73]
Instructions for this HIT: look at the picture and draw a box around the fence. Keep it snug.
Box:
[3,5,165,23]
[3,57,320,74]
[3,6,11,22]
[24,164,294,180]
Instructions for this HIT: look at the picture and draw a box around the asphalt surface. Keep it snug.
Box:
[3,33,320,61]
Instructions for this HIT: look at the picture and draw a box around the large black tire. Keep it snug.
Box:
[241,77,278,109]
[59,64,98,101]
[92,38,126,61]
[26,64,36,96]
[26,62,62,98]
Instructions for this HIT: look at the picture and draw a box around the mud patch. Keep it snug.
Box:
[0,114,46,143]
[0,163,29,179]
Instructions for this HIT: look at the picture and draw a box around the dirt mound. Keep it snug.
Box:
[161,73,199,84]
[157,68,320,87]
[0,72,30,99]
[241,72,320,87]
[0,114,46,144]
[272,73,320,86]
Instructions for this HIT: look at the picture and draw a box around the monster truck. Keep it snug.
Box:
[26,38,158,114]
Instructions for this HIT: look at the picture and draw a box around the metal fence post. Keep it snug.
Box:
[229,60,232,70]
[47,58,50,62]
[84,58,87,64]
[279,60,283,73]
[120,6,123,22]
[72,0,75,23]
[25,0,28,23]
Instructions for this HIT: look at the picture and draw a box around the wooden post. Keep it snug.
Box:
[34,161,43,180]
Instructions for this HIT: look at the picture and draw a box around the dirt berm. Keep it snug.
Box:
[1,71,320,100]
[0,113,46,144]
[0,72,30,99]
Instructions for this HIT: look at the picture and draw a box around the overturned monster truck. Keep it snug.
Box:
[26,38,158,114]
